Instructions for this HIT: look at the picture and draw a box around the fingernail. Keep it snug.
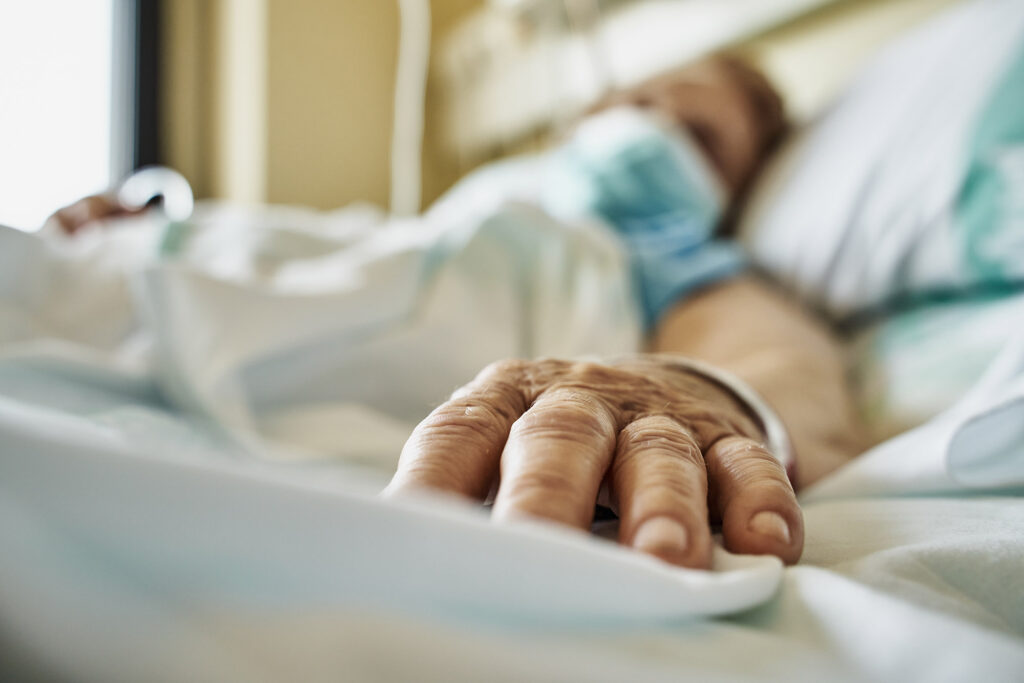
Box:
[633,516,688,558]
[749,511,791,545]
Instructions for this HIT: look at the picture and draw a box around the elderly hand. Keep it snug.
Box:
[47,193,139,235]
[385,356,803,568]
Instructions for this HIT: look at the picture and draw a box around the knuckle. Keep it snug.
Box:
[622,414,679,436]
[638,464,706,501]
[504,467,578,500]
[396,454,467,489]
[567,360,632,389]
[569,360,606,380]
[712,437,790,489]
[449,383,523,421]
[418,403,508,444]
[478,358,528,382]
[512,393,614,444]
[723,413,763,440]
[618,417,703,468]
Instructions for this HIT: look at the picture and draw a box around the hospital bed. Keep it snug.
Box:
[3,0,1024,680]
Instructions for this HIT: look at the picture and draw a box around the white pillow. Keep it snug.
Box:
[738,0,1024,319]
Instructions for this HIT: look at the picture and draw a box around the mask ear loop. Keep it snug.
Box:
[391,0,432,217]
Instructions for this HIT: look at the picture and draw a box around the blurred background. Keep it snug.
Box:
[0,0,957,231]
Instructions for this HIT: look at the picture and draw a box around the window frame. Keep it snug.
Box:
[111,0,163,181]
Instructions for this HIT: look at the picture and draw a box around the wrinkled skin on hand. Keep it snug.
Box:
[385,356,803,568]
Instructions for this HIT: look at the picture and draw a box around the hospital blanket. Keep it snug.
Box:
[3,199,1024,681]
[1,334,1023,682]
[1,200,640,469]
[4,0,1024,673]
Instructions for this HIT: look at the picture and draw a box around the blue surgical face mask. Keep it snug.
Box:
[543,106,743,329]
[544,106,725,237]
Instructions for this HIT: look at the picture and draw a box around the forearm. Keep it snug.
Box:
[651,275,867,487]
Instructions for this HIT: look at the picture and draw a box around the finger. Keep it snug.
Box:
[492,388,617,530]
[82,195,120,221]
[384,362,528,500]
[53,202,96,235]
[705,435,803,564]
[611,416,713,568]
[54,195,122,234]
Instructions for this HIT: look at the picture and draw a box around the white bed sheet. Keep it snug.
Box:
[1,383,1022,682]
[2,208,1024,681]
[1,348,1023,683]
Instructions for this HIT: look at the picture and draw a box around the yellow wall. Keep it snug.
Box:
[738,0,962,123]
[161,0,210,196]
[161,0,955,213]
[162,0,480,211]
[264,0,398,209]
[211,0,267,203]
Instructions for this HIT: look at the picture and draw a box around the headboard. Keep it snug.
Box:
[435,0,962,169]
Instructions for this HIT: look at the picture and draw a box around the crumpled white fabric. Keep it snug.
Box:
[0,393,783,622]
[1,198,642,468]
[3,200,1024,681]
[4,392,1023,683]
[0,197,787,665]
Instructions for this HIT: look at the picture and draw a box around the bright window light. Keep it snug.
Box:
[0,1,115,231]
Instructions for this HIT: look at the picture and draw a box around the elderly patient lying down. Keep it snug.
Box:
[49,3,1024,574]
[52,57,836,570]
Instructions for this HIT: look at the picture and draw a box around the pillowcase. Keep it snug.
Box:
[738,0,1024,321]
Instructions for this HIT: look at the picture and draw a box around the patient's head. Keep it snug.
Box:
[605,55,786,195]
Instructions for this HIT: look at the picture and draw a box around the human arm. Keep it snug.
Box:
[652,275,867,488]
